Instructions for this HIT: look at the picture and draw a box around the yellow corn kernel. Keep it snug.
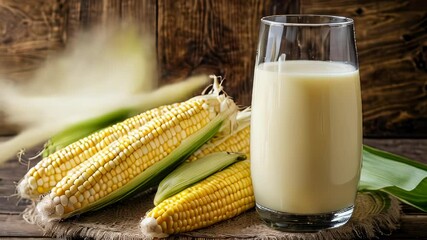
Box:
[36,92,237,221]
[187,109,251,162]
[187,126,250,162]
[18,104,178,199]
[140,160,254,238]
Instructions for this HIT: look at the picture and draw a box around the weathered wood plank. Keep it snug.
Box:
[0,214,45,237]
[401,204,427,215]
[0,137,40,213]
[157,0,300,106]
[379,215,427,240]
[119,0,157,35]
[0,0,66,81]
[64,0,157,41]
[363,138,427,163]
[302,0,427,137]
[2,0,425,137]
[1,214,426,239]
[0,0,158,135]
[0,238,53,240]
[0,0,157,82]
[0,155,36,213]
[1,212,425,239]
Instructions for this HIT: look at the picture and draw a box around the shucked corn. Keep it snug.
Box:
[154,152,247,205]
[35,77,239,221]
[187,109,250,162]
[140,160,254,238]
[144,110,252,235]
[18,104,178,199]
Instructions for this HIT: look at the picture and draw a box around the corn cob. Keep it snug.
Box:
[41,75,210,158]
[154,152,247,205]
[36,76,239,221]
[140,160,254,238]
[187,109,250,162]
[42,108,134,158]
[18,103,177,199]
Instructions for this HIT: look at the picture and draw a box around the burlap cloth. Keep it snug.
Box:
[24,191,400,240]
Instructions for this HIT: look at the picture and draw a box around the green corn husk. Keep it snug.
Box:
[41,75,209,158]
[36,77,239,221]
[154,152,247,205]
[78,116,226,216]
[360,145,427,212]
[42,108,132,157]
[38,117,225,221]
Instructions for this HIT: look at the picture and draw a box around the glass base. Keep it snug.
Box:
[256,203,354,232]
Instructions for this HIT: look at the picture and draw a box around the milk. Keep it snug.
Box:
[251,60,362,214]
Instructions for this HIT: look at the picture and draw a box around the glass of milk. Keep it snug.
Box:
[251,15,362,232]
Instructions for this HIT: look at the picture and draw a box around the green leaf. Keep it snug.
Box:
[43,108,132,157]
[359,145,427,212]
[60,106,230,219]
[154,152,247,205]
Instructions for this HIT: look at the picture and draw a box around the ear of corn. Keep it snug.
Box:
[18,103,177,199]
[187,108,250,162]
[154,152,246,205]
[140,160,254,238]
[41,75,210,158]
[77,107,225,214]
[42,108,134,157]
[36,77,239,221]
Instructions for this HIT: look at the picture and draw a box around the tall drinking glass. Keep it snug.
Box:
[250,15,362,232]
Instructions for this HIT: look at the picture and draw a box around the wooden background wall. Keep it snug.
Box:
[303,0,427,138]
[0,0,426,138]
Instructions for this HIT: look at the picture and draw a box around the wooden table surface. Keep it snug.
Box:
[0,138,426,240]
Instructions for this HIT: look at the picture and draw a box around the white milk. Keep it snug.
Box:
[251,60,362,214]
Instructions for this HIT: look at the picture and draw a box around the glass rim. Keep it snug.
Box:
[261,14,354,27]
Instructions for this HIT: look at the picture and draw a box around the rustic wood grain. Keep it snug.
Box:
[0,0,426,137]
[1,238,52,240]
[379,215,427,240]
[5,214,425,239]
[0,215,44,237]
[0,0,158,83]
[157,0,300,106]
[0,0,66,81]
[363,138,427,163]
[64,0,157,40]
[0,156,34,213]
[302,0,427,137]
